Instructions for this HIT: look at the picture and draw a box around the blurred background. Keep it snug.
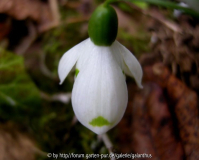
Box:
[0,0,199,160]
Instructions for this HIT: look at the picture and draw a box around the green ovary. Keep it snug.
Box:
[89,116,110,127]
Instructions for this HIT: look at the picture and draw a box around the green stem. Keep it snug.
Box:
[104,0,199,18]
[104,0,119,5]
[126,0,189,10]
[126,0,199,18]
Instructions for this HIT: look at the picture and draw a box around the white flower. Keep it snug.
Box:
[58,38,143,134]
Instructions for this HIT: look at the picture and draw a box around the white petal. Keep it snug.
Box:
[76,38,95,71]
[58,38,89,84]
[110,42,123,68]
[112,41,143,88]
[72,44,128,134]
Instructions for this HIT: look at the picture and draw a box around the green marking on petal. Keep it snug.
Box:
[75,68,79,77]
[89,116,110,127]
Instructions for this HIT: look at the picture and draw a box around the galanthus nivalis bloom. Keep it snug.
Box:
[58,38,142,134]
[58,2,143,134]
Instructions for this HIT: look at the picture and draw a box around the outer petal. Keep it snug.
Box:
[58,38,89,84]
[112,41,143,88]
[72,44,128,134]
[76,38,95,71]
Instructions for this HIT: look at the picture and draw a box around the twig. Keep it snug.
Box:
[60,0,69,6]
[14,21,37,55]
[71,116,78,126]
[126,2,182,33]
[40,91,71,104]
[66,16,89,24]
[49,0,60,25]
[38,0,61,32]
[14,0,61,53]
[40,52,57,80]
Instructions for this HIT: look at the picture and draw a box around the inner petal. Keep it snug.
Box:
[72,44,128,134]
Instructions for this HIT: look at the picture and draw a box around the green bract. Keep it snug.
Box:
[88,3,118,46]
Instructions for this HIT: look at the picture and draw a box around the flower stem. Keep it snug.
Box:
[104,0,119,5]
[100,133,115,160]
[104,0,199,18]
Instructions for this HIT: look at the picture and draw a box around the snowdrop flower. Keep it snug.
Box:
[58,2,143,134]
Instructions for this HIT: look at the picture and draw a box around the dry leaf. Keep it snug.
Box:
[132,83,184,160]
[0,123,38,160]
[144,63,199,160]
[0,0,52,24]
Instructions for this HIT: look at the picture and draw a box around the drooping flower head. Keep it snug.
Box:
[58,1,143,134]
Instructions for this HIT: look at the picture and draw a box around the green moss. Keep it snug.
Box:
[0,48,41,123]
[89,116,110,127]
